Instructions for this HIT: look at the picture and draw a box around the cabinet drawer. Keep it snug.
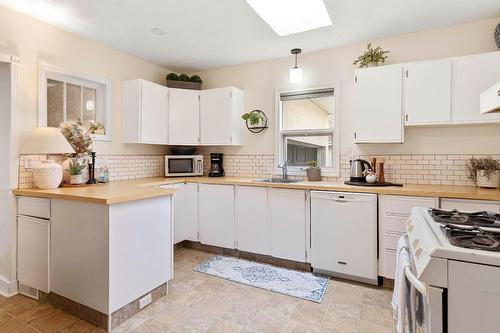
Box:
[384,215,407,233]
[384,232,405,250]
[382,195,437,216]
[383,249,397,279]
[18,197,50,219]
[441,198,500,212]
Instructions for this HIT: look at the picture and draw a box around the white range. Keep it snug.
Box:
[406,207,500,333]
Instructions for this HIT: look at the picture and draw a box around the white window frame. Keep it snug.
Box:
[38,62,112,141]
[274,84,341,177]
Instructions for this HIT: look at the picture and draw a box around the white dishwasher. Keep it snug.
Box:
[311,191,378,285]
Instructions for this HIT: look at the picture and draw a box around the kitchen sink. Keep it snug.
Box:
[254,178,302,184]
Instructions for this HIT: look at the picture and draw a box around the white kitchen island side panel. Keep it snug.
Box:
[50,199,110,313]
[109,196,173,313]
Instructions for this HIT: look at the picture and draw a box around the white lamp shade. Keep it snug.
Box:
[20,127,75,155]
[289,67,303,84]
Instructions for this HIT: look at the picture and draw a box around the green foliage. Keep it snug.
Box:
[307,160,319,169]
[189,75,203,83]
[67,160,86,175]
[242,111,266,126]
[59,119,93,158]
[466,156,500,183]
[178,74,190,82]
[353,43,390,68]
[166,73,179,81]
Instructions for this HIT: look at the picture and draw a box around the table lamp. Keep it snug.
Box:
[20,127,75,189]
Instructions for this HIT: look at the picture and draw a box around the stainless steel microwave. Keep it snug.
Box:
[165,155,203,177]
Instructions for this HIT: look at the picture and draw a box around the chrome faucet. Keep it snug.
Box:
[277,161,289,179]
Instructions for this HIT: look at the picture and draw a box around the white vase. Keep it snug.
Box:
[32,160,63,189]
[477,170,500,188]
[63,157,88,184]
[70,174,84,185]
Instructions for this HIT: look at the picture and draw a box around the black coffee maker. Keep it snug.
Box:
[208,153,224,177]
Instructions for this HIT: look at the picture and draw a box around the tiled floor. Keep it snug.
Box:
[0,248,395,332]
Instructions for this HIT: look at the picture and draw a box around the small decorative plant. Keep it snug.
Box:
[242,110,266,126]
[88,121,105,135]
[67,160,85,175]
[306,160,321,181]
[165,72,203,84]
[353,43,390,68]
[466,156,500,188]
[307,160,319,169]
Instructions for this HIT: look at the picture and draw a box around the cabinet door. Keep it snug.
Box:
[172,183,184,244]
[200,87,234,145]
[183,183,199,242]
[18,216,50,292]
[199,184,235,248]
[141,80,168,144]
[235,186,270,255]
[452,52,500,124]
[404,59,451,125]
[168,88,200,145]
[354,64,403,143]
[269,188,306,262]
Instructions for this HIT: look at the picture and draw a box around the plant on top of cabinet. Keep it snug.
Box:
[242,109,268,133]
[306,160,321,181]
[166,72,203,90]
[353,43,390,68]
[466,156,500,188]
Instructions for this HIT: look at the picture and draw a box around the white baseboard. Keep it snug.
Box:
[0,275,18,297]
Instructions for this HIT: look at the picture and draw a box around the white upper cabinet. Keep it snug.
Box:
[354,64,404,143]
[452,52,500,124]
[198,184,235,249]
[269,188,306,262]
[235,186,270,255]
[200,87,244,145]
[122,79,168,145]
[404,59,452,125]
[168,88,200,145]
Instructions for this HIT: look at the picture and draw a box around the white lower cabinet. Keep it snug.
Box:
[235,186,270,255]
[169,182,199,243]
[199,184,235,248]
[379,195,438,278]
[269,188,307,262]
[183,183,199,242]
[17,215,50,293]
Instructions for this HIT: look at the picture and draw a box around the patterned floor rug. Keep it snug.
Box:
[194,255,329,303]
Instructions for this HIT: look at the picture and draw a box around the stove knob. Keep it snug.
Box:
[412,239,420,248]
[415,248,423,259]
[407,224,414,233]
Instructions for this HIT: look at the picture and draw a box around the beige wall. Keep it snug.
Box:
[196,17,500,157]
[0,5,171,155]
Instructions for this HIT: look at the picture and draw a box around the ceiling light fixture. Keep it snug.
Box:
[289,48,303,84]
[151,27,166,35]
[245,0,332,36]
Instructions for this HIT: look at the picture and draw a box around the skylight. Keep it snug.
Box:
[245,0,332,36]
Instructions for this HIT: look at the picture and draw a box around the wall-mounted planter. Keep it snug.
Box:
[166,80,202,90]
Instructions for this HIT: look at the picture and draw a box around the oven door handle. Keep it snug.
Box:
[404,265,428,298]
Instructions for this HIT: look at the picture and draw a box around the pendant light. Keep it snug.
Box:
[289,48,303,83]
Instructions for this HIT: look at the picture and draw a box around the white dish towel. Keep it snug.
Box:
[392,235,412,333]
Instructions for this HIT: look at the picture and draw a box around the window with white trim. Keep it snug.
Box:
[277,88,339,175]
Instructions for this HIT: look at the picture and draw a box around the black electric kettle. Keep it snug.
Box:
[349,159,372,182]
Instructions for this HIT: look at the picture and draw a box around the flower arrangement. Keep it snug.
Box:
[353,43,390,68]
[59,119,93,158]
[166,73,203,84]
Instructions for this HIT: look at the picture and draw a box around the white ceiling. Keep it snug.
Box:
[1,0,500,71]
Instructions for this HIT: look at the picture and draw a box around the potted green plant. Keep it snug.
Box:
[466,156,500,188]
[306,160,321,181]
[242,110,267,129]
[59,119,93,184]
[165,72,203,90]
[67,159,86,185]
[353,43,390,68]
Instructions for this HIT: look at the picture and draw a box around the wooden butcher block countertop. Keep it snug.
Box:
[13,176,500,204]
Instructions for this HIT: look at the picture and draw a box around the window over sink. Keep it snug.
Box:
[276,87,340,176]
